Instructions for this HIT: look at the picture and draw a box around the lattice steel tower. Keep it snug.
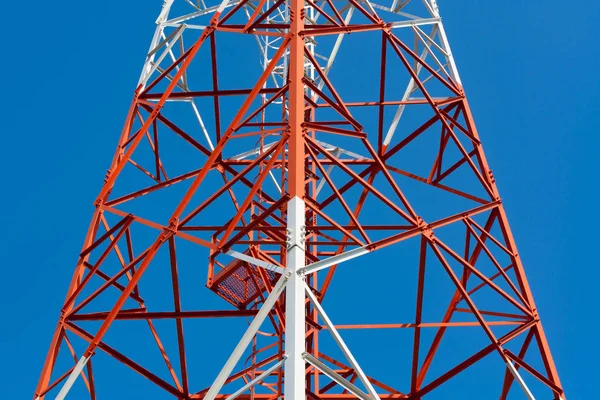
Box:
[34,0,565,399]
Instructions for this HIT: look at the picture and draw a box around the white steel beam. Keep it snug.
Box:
[434,19,462,85]
[190,100,215,151]
[224,357,286,400]
[269,170,283,194]
[226,250,285,274]
[315,148,342,198]
[139,29,165,87]
[156,0,175,24]
[298,246,369,275]
[303,352,371,400]
[389,17,440,29]
[428,0,462,85]
[413,25,448,56]
[420,0,436,17]
[162,23,207,30]
[139,25,186,87]
[412,26,450,78]
[204,271,290,400]
[148,26,185,58]
[383,27,437,147]
[284,196,307,400]
[231,142,278,160]
[313,7,354,99]
[304,281,381,400]
[317,139,365,161]
[506,361,536,400]
[166,4,230,24]
[54,355,90,400]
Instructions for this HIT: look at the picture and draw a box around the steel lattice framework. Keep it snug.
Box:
[34,0,565,399]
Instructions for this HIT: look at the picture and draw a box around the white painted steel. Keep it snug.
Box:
[224,357,286,400]
[317,139,365,161]
[231,142,278,161]
[304,281,381,400]
[383,27,439,147]
[86,1,504,399]
[315,148,342,197]
[389,17,440,28]
[190,100,215,151]
[506,361,536,400]
[226,250,284,274]
[429,1,462,85]
[54,356,90,400]
[284,197,307,400]
[139,25,186,87]
[298,246,369,275]
[303,352,371,400]
[204,272,290,400]
[156,0,176,24]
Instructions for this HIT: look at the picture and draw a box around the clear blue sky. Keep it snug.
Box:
[0,0,598,398]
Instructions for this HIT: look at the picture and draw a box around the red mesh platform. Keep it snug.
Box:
[207,252,279,309]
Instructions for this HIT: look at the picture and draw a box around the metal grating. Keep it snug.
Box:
[208,257,278,309]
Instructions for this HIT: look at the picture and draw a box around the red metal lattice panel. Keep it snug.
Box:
[208,256,278,309]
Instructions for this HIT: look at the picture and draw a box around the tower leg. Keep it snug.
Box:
[284,197,306,399]
[285,0,307,391]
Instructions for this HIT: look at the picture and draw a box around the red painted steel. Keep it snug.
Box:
[34,1,565,399]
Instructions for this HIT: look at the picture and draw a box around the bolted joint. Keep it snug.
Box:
[422,226,434,239]
[286,225,306,250]
[58,311,67,324]
[159,219,178,242]
[416,216,434,239]
[168,217,179,228]
[156,0,174,25]
[150,106,163,118]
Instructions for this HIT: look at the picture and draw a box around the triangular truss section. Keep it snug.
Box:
[34,1,565,400]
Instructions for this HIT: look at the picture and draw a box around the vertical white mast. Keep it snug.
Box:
[284,196,307,399]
